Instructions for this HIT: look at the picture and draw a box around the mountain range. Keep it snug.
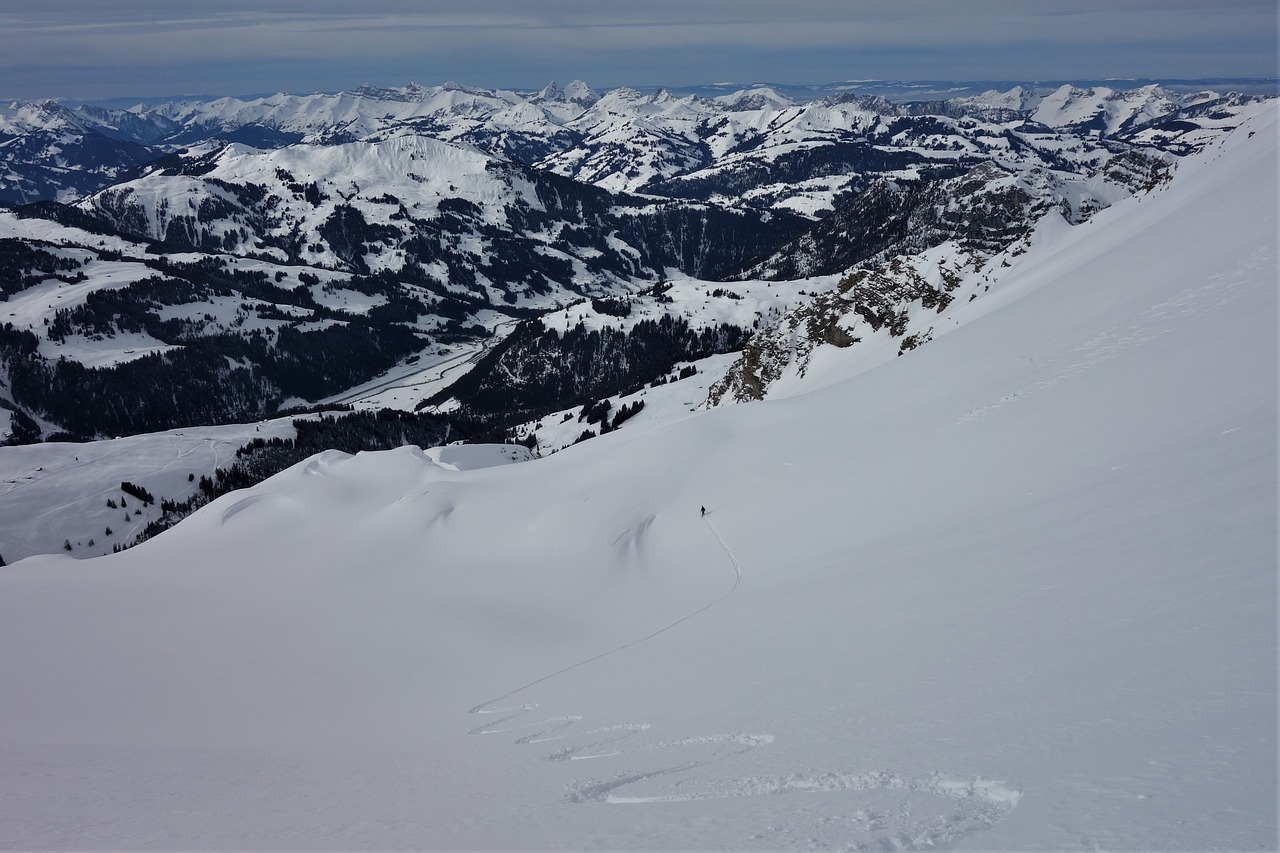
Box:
[1,80,1270,449]
[0,85,1273,849]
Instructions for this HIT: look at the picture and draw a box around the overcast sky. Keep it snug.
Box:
[3,0,1276,101]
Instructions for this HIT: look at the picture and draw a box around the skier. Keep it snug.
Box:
[700,506,706,517]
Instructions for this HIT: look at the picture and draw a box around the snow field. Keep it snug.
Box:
[0,418,301,562]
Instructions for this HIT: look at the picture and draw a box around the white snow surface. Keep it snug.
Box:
[0,419,301,562]
[0,110,1275,850]
[1031,84,1175,133]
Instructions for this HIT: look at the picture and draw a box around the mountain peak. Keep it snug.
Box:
[715,86,795,112]
[535,81,565,101]
[563,80,597,101]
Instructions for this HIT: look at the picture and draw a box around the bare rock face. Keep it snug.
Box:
[708,253,971,405]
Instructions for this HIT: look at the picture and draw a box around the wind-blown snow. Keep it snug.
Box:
[0,110,1274,850]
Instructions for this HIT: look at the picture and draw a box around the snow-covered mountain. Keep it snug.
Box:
[736,153,1166,282]
[0,77,1272,540]
[0,105,1273,850]
[2,80,1270,209]
[1,79,1268,446]
[78,130,790,286]
[1027,83,1184,135]
[0,125,803,439]
[0,101,157,204]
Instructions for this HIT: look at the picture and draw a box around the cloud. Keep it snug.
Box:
[0,1,1274,99]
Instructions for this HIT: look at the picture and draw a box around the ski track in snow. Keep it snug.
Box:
[466,516,741,716]
[467,519,1021,849]
[955,244,1273,426]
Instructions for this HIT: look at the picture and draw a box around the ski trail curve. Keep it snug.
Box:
[468,515,742,715]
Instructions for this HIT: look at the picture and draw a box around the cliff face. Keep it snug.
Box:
[709,249,978,405]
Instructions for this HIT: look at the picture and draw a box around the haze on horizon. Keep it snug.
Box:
[2,0,1276,102]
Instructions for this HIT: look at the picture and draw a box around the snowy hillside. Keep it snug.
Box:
[0,418,300,562]
[0,105,1273,852]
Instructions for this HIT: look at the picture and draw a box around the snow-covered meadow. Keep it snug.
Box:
[0,418,301,562]
[0,108,1274,850]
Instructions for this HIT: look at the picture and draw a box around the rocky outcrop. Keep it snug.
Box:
[708,252,972,405]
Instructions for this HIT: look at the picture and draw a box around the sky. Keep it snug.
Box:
[2,0,1276,102]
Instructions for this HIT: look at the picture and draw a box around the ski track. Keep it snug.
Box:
[467,518,1021,849]
[467,516,741,716]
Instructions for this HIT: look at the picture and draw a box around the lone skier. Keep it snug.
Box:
[700,506,706,517]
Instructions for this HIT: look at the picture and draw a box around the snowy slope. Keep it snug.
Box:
[0,109,1274,852]
[1031,83,1181,134]
[0,418,300,562]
